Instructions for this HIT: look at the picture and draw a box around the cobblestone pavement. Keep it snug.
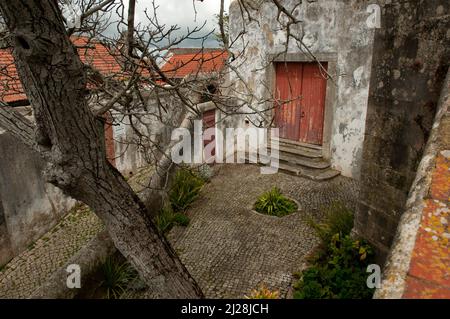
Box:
[0,164,358,299]
[0,205,103,298]
[165,164,359,298]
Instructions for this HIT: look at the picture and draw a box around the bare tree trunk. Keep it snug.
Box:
[0,0,203,298]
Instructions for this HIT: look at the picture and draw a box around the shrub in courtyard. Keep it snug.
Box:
[173,212,190,226]
[156,206,191,234]
[100,256,137,299]
[254,187,297,217]
[245,284,280,299]
[294,203,375,299]
[155,206,176,234]
[169,168,205,212]
[307,202,354,249]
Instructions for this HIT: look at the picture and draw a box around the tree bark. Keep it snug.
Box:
[126,0,136,58]
[0,0,203,298]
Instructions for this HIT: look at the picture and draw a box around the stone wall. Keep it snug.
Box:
[226,0,376,178]
[374,69,449,298]
[0,130,76,266]
[355,0,449,262]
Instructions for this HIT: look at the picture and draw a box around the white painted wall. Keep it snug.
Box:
[226,0,376,179]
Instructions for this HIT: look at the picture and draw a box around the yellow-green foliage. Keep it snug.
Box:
[245,285,280,299]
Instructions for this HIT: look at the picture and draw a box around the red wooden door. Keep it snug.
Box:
[299,63,327,145]
[274,63,303,141]
[202,109,216,161]
[274,62,327,145]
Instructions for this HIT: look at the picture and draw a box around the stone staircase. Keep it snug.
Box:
[249,137,340,181]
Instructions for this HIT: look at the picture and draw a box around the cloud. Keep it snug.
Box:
[132,0,231,47]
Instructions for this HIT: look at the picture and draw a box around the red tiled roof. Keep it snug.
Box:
[72,36,123,75]
[0,48,26,103]
[160,49,228,79]
[0,36,123,103]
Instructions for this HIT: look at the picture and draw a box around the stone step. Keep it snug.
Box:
[279,153,330,169]
[271,137,322,151]
[259,153,330,170]
[269,144,323,159]
[246,154,340,181]
[277,162,340,181]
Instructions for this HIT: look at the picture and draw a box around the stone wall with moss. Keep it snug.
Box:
[355,0,449,262]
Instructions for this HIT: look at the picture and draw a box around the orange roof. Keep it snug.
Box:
[0,48,26,103]
[72,36,123,75]
[0,36,123,103]
[160,49,228,79]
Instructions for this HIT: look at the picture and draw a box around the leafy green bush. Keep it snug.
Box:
[100,256,137,299]
[294,234,374,299]
[254,187,297,217]
[169,169,205,212]
[294,203,375,299]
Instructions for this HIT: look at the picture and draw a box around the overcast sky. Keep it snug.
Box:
[130,0,231,47]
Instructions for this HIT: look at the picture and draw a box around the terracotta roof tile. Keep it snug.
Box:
[0,36,123,103]
[160,49,228,79]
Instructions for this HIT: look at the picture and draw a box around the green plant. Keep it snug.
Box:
[100,256,137,299]
[155,206,176,234]
[155,206,191,234]
[245,284,280,299]
[307,202,354,246]
[294,234,374,299]
[294,203,375,299]
[254,187,297,217]
[173,213,190,226]
[169,169,205,212]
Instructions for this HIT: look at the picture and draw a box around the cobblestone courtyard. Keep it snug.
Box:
[0,164,359,299]
[0,205,104,298]
[166,164,359,298]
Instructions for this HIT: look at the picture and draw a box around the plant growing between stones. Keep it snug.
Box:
[155,205,191,234]
[294,203,375,299]
[254,187,297,217]
[245,284,280,299]
[99,256,138,299]
[306,202,354,246]
[169,168,205,213]
[153,168,205,233]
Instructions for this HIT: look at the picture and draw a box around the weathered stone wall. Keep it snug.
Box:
[0,193,13,267]
[0,130,76,266]
[226,0,376,178]
[355,0,449,262]
[374,69,449,299]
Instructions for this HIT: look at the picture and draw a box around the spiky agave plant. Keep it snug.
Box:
[254,187,297,217]
[100,256,137,299]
